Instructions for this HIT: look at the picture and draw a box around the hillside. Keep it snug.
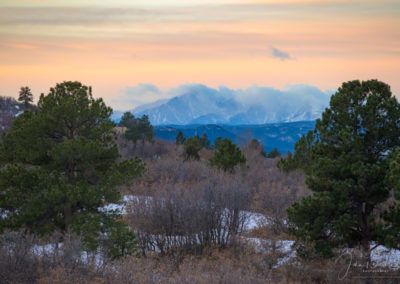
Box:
[0,96,26,134]
[154,121,316,154]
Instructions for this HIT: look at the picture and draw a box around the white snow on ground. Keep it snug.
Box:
[32,243,60,256]
[371,245,400,269]
[242,238,400,269]
[243,237,296,267]
[98,195,400,268]
[242,210,272,231]
[15,110,24,117]
[31,243,106,266]
[100,195,152,214]
[102,195,272,232]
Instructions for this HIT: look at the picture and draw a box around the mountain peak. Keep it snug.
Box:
[121,84,332,125]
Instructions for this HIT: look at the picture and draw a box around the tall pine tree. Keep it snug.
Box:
[175,131,185,145]
[284,80,400,264]
[18,86,33,107]
[0,81,145,258]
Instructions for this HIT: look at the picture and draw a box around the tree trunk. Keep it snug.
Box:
[64,205,72,231]
[361,240,372,284]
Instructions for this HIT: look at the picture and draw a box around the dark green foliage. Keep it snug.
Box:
[18,86,33,106]
[214,137,223,149]
[119,112,135,128]
[119,112,154,147]
[278,130,314,173]
[267,148,281,158]
[175,130,185,145]
[209,138,246,173]
[286,80,400,259]
[199,133,211,149]
[0,81,145,258]
[183,137,202,161]
[379,150,400,249]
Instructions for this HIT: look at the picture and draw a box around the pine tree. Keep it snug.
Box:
[209,138,246,173]
[119,111,135,128]
[380,150,400,249]
[267,148,281,158]
[183,137,202,161]
[138,115,154,145]
[199,133,211,149]
[0,81,145,258]
[285,80,400,264]
[278,130,314,173]
[214,137,223,149]
[175,130,185,145]
[18,86,33,107]
[120,112,154,148]
[247,138,266,157]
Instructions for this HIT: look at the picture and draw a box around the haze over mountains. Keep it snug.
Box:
[113,84,333,125]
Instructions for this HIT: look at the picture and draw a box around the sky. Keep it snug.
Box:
[0,0,399,110]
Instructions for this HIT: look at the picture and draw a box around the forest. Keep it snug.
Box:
[0,80,399,283]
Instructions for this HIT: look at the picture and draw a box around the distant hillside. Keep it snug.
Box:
[0,96,26,134]
[154,121,316,154]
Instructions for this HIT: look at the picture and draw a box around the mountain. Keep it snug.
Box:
[120,84,332,125]
[154,121,316,154]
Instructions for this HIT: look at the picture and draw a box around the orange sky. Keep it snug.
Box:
[0,0,399,110]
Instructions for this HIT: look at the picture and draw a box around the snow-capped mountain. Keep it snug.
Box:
[120,84,333,125]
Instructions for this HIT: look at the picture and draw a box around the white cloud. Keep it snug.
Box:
[111,83,168,110]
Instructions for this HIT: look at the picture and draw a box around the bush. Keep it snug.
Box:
[209,138,246,173]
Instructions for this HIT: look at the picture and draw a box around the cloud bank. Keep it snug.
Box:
[111,83,168,110]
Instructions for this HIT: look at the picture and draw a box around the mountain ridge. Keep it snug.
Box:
[115,84,332,125]
[154,120,316,154]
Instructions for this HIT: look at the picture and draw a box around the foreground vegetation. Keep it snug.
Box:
[0,80,399,283]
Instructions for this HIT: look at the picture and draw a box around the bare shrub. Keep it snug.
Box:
[0,231,107,284]
[0,231,39,283]
[117,134,174,162]
[126,170,252,255]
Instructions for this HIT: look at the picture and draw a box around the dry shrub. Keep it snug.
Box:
[0,231,106,284]
[109,247,275,284]
[0,231,39,283]
[117,135,174,162]
[121,139,310,250]
[37,266,104,284]
[126,170,252,255]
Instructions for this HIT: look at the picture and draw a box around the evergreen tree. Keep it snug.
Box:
[0,81,145,258]
[380,150,400,249]
[209,138,246,173]
[277,131,314,173]
[137,115,154,145]
[199,133,211,149]
[183,137,202,161]
[285,80,400,264]
[18,86,33,107]
[175,130,185,145]
[119,111,135,128]
[214,137,223,149]
[120,112,154,148]
[247,138,266,157]
[267,148,281,158]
